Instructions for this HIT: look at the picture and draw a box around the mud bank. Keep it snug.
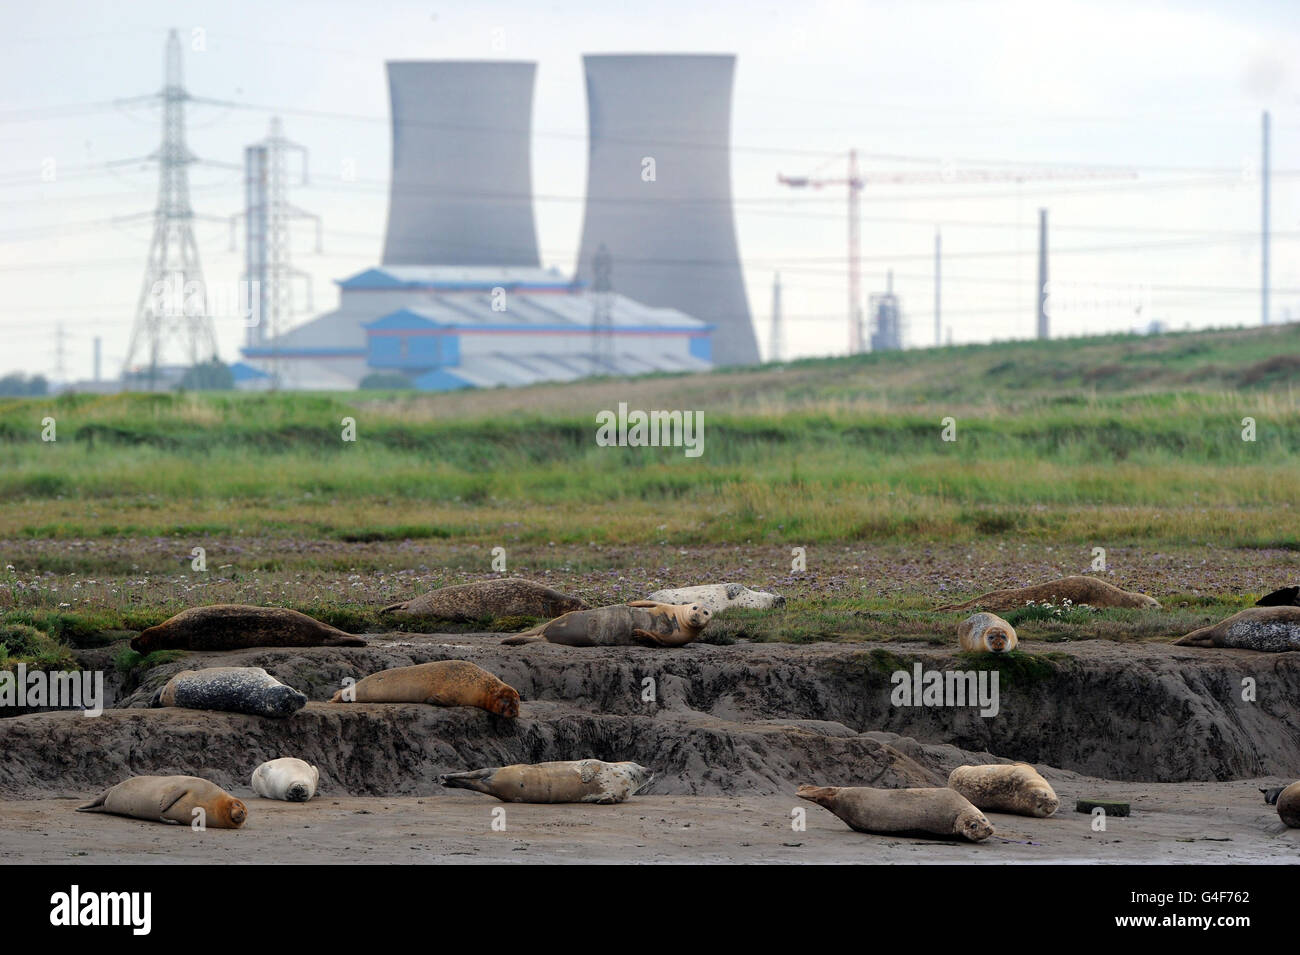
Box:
[2,634,1297,792]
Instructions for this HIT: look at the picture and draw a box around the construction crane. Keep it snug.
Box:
[777,152,1137,353]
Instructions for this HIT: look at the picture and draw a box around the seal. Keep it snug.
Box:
[500,601,711,647]
[957,612,1019,653]
[1257,586,1300,607]
[131,604,364,653]
[251,757,319,802]
[645,582,785,614]
[328,660,520,717]
[1261,785,1287,805]
[76,775,247,828]
[1277,781,1300,828]
[151,666,307,718]
[796,784,993,842]
[1174,607,1300,651]
[937,575,1160,612]
[379,578,588,622]
[948,763,1059,817]
[439,759,652,804]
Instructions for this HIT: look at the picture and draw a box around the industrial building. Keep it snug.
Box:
[242,55,756,390]
[241,265,711,390]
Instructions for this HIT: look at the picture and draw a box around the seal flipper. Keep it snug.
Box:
[501,619,550,645]
[378,601,408,615]
[1173,625,1215,647]
[156,785,189,823]
[631,628,668,646]
[439,769,495,794]
[75,790,110,813]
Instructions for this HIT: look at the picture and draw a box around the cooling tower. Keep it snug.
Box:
[574,54,759,366]
[381,61,540,267]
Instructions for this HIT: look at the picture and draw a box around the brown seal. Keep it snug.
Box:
[131,605,364,653]
[76,775,248,829]
[1173,606,1300,652]
[938,575,1159,612]
[500,601,710,647]
[440,760,652,804]
[380,578,588,622]
[328,660,520,717]
[948,763,1059,817]
[797,784,993,842]
[957,612,1019,653]
[1277,781,1300,828]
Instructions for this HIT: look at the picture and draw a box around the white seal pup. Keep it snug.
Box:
[251,757,320,802]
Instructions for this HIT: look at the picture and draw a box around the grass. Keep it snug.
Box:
[2,321,1298,656]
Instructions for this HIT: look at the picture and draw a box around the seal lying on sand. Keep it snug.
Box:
[77,775,247,828]
[1277,782,1300,828]
[937,575,1159,612]
[440,760,652,804]
[328,660,520,717]
[500,601,710,647]
[151,666,308,718]
[1261,785,1288,805]
[1173,607,1300,651]
[251,757,319,802]
[645,583,785,614]
[957,612,1018,653]
[380,578,587,622]
[797,784,993,842]
[131,605,364,653]
[948,763,1059,818]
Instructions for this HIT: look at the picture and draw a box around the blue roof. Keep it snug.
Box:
[228,361,271,381]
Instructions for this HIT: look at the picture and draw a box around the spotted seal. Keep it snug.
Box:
[151,666,307,718]
[645,583,785,614]
[1174,607,1300,651]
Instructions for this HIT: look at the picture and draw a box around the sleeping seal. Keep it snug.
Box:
[501,601,710,647]
[645,583,785,614]
[440,759,652,804]
[77,775,247,828]
[797,784,993,842]
[151,666,307,718]
[938,575,1159,612]
[1173,607,1300,652]
[131,605,364,653]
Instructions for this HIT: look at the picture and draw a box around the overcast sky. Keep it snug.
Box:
[2,0,1297,381]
